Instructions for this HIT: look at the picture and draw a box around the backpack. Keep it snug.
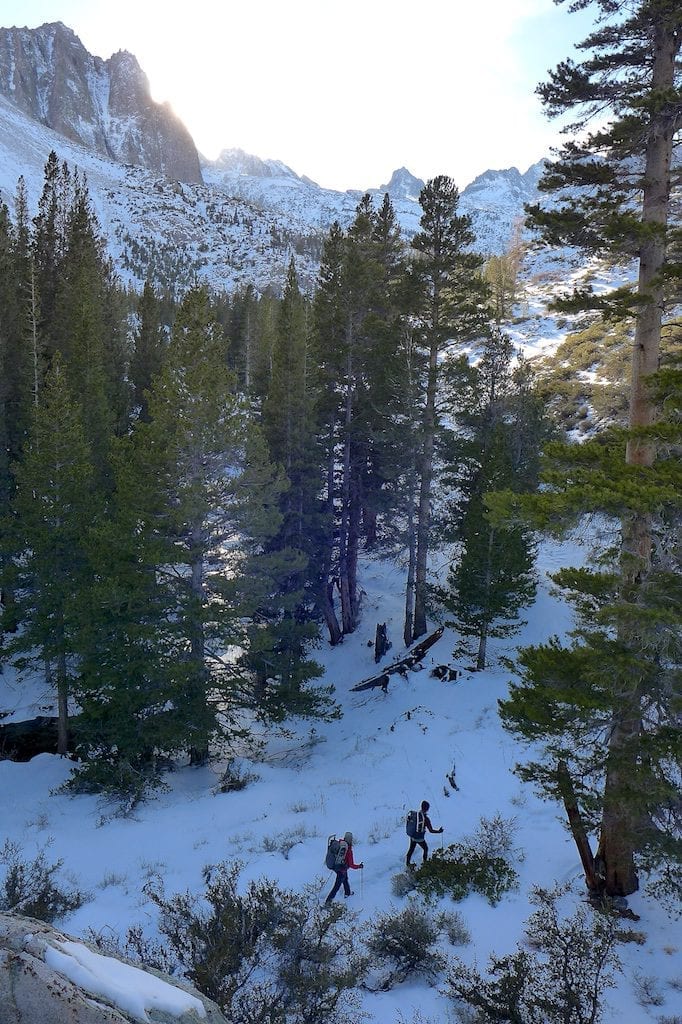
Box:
[406,809,426,840]
[325,835,349,870]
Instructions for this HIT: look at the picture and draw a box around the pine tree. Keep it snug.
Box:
[439,331,544,670]
[256,259,326,713]
[54,172,117,479]
[407,176,489,640]
[73,286,248,788]
[311,222,346,644]
[32,153,68,361]
[511,0,682,898]
[312,198,410,641]
[3,356,96,754]
[129,280,166,421]
[495,398,682,903]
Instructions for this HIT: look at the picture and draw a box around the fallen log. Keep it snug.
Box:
[0,716,81,762]
[350,627,444,692]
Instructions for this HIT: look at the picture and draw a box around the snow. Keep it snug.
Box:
[0,88,562,302]
[44,940,206,1022]
[1,537,681,1023]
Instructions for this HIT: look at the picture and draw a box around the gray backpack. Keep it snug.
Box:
[325,835,348,869]
[406,809,426,840]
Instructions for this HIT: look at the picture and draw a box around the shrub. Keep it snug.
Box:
[467,813,524,864]
[633,971,665,1007]
[364,901,446,990]
[214,758,259,793]
[0,840,87,922]
[439,909,471,947]
[391,870,418,898]
[447,884,620,1024]
[145,861,363,1024]
[412,814,521,906]
[414,846,518,905]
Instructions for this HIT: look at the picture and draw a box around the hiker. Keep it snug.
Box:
[325,831,364,902]
[406,800,443,867]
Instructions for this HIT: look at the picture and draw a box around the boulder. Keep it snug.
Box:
[0,913,228,1024]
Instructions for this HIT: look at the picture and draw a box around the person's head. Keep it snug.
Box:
[343,831,353,845]
[421,801,430,812]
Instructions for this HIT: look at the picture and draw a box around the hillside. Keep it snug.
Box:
[1,544,680,1023]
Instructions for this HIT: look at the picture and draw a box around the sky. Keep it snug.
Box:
[1,0,596,192]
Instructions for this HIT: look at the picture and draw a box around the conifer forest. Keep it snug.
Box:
[0,3,681,1014]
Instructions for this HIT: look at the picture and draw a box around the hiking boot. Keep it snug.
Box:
[344,891,354,898]
[406,862,415,871]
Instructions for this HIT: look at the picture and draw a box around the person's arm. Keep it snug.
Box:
[346,847,363,869]
[425,814,443,834]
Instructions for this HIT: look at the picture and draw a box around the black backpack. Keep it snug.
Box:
[406,809,425,839]
[325,835,348,869]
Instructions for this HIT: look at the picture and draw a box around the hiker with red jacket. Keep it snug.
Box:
[324,831,364,903]
[406,800,443,867]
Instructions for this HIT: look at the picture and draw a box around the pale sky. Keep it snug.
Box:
[1,0,594,192]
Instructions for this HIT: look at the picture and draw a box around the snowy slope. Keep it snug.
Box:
[0,89,550,298]
[1,540,680,1024]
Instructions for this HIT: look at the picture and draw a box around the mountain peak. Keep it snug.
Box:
[205,147,313,185]
[376,167,425,202]
[0,22,202,183]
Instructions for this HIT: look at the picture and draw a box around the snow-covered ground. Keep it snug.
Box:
[1,536,680,1023]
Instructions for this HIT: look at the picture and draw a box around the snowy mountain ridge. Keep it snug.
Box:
[0,21,201,183]
[0,21,547,296]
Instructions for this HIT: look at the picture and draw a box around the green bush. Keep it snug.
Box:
[364,901,446,990]
[145,861,364,1024]
[447,884,621,1024]
[414,846,518,905]
[0,840,88,922]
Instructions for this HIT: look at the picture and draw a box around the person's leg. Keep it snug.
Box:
[325,870,343,903]
[341,868,351,896]
[419,840,429,863]
[406,839,417,865]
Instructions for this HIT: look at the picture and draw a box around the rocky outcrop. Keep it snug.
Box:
[0,913,228,1023]
[0,22,202,183]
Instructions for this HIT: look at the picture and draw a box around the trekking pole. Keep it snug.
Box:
[361,865,364,899]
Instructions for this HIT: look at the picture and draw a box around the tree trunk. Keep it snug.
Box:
[556,760,601,894]
[56,649,69,757]
[339,330,355,634]
[347,465,361,629]
[188,529,209,767]
[476,628,488,673]
[476,528,495,671]
[320,419,342,645]
[599,17,679,898]
[403,491,417,648]
[413,332,439,639]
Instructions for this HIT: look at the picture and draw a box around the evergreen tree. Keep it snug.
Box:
[512,0,682,897]
[3,357,96,754]
[311,222,346,644]
[0,202,17,514]
[54,172,117,479]
[73,285,323,795]
[256,259,326,714]
[130,280,166,421]
[73,286,246,787]
[312,197,409,641]
[495,397,682,903]
[407,176,489,641]
[32,153,69,361]
[439,331,544,670]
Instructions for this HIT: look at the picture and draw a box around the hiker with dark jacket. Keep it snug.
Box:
[325,831,364,902]
[406,800,443,866]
